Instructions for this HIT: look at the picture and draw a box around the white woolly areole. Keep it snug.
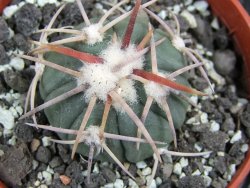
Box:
[144,72,174,103]
[144,81,167,103]
[112,79,138,112]
[82,125,101,147]
[78,64,118,101]
[77,42,144,104]
[172,36,185,51]
[83,24,103,45]
[100,42,144,78]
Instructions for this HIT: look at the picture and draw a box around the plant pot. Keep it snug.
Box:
[0,0,11,14]
[207,0,250,187]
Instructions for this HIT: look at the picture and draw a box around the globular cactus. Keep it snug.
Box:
[18,0,212,183]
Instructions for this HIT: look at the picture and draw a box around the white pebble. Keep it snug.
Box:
[206,60,226,86]
[200,113,208,124]
[158,10,167,20]
[155,177,162,185]
[217,151,225,156]
[37,0,58,7]
[228,130,235,137]
[172,4,181,14]
[186,116,199,125]
[146,178,156,188]
[42,171,52,185]
[179,172,186,178]
[184,0,193,6]
[128,178,139,188]
[228,164,236,176]
[0,107,15,130]
[173,163,182,176]
[46,166,54,174]
[42,137,51,147]
[206,51,213,57]
[0,150,4,157]
[8,135,17,145]
[211,17,220,30]
[187,5,195,12]
[9,106,18,118]
[93,163,99,173]
[115,171,121,179]
[189,96,198,105]
[104,183,114,188]
[180,10,197,28]
[3,5,19,18]
[136,161,147,169]
[210,121,220,132]
[194,143,203,152]
[201,158,206,164]
[95,3,103,10]
[10,57,25,71]
[37,172,43,180]
[114,179,124,188]
[192,169,201,176]
[142,167,152,176]
[39,185,48,188]
[203,175,212,187]
[179,157,188,168]
[82,170,88,177]
[230,130,242,143]
[26,0,36,4]
[241,144,249,153]
[193,1,208,13]
[15,106,23,116]
[203,165,213,172]
[32,160,39,170]
[62,0,75,2]
[34,180,40,186]
[3,129,12,137]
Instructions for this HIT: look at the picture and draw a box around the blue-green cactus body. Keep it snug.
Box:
[40,11,188,162]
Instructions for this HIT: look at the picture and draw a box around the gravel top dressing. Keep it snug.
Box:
[0,0,249,188]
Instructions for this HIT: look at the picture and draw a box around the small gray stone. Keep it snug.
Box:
[57,144,70,163]
[3,69,30,93]
[65,161,84,184]
[15,3,42,36]
[178,176,206,188]
[36,146,51,164]
[213,50,236,76]
[221,115,235,131]
[13,34,30,53]
[241,104,250,128]
[213,156,227,175]
[49,156,63,168]
[0,17,10,43]
[192,15,214,49]
[15,122,34,142]
[0,44,9,65]
[161,163,173,179]
[101,167,116,182]
[200,131,228,151]
[214,27,229,49]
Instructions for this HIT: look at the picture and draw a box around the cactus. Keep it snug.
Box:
[18,0,212,183]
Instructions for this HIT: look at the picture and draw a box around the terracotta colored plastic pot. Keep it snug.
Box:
[207,1,250,188]
[0,0,11,14]
[208,0,250,98]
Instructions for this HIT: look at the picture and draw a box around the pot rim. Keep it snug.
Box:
[207,1,250,187]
